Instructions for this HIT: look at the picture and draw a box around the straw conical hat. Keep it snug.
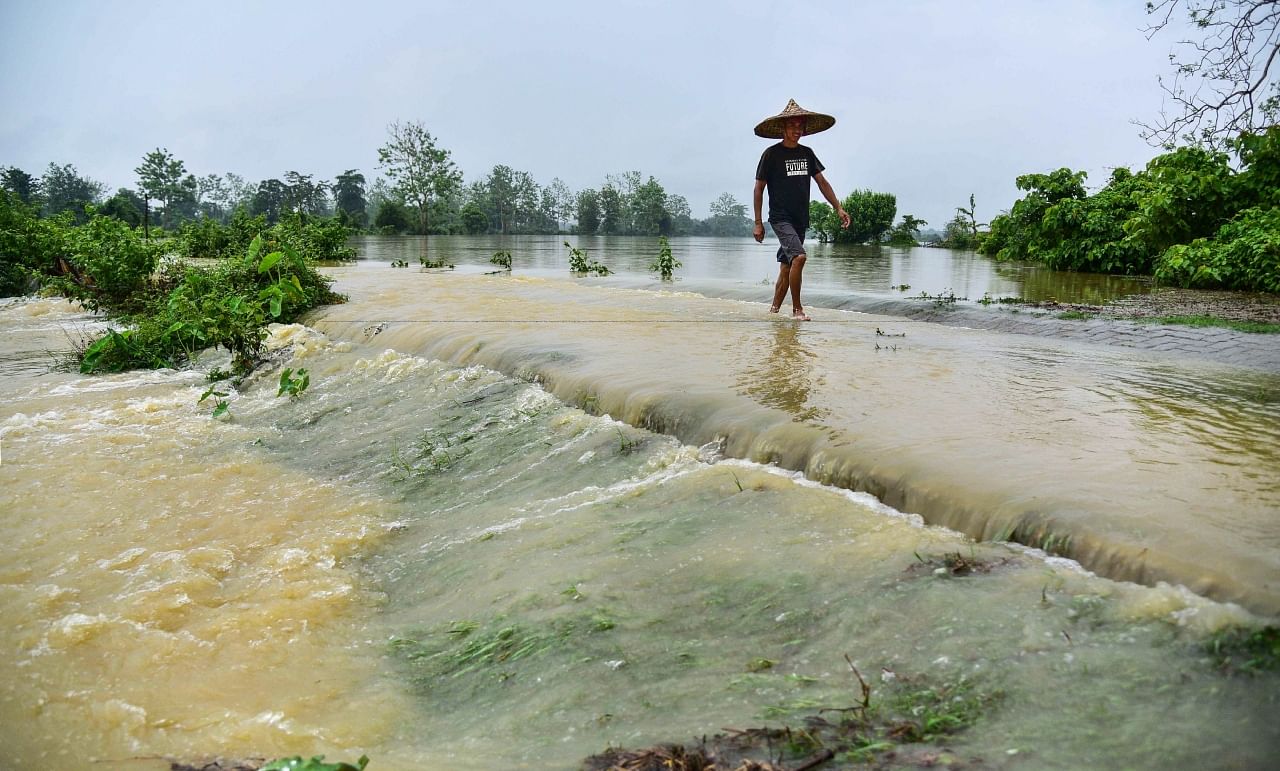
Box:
[754,99,836,139]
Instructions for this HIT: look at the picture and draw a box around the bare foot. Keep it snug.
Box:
[792,308,811,321]
[769,304,781,314]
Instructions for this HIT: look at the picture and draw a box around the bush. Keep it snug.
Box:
[62,212,162,313]
[1155,206,1280,293]
[81,234,345,374]
[0,191,68,296]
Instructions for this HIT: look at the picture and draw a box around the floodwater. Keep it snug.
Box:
[1,238,1277,770]
[354,234,1155,305]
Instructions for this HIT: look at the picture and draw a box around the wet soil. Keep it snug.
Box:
[1025,287,1280,324]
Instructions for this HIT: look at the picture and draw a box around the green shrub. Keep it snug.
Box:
[62,212,161,313]
[80,234,344,374]
[0,191,69,296]
[1155,206,1280,292]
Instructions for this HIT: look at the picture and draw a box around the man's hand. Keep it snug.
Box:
[838,208,851,229]
[753,222,765,242]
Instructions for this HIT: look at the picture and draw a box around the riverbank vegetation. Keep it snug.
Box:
[0,190,345,374]
[980,126,1279,292]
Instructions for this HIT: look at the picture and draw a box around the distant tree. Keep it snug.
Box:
[334,169,368,228]
[197,173,233,221]
[223,172,255,213]
[546,177,574,230]
[809,201,836,241]
[834,190,896,243]
[576,189,600,234]
[135,148,189,229]
[282,171,329,216]
[1141,0,1280,148]
[250,178,288,223]
[955,194,983,239]
[366,177,395,226]
[41,163,105,222]
[460,201,489,234]
[630,176,670,235]
[599,185,623,235]
[377,120,462,234]
[943,213,979,249]
[480,164,517,233]
[2,167,40,205]
[100,188,145,227]
[707,192,750,236]
[665,193,694,235]
[888,214,928,245]
[374,199,412,233]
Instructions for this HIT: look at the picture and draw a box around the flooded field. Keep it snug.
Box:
[1,243,1276,769]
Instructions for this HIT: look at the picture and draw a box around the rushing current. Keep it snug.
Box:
[1,236,1277,770]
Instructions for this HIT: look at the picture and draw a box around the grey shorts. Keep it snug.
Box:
[772,221,806,265]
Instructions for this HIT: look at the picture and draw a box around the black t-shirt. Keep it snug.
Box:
[755,142,825,231]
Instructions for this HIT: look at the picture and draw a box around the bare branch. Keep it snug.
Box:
[1138,0,1280,147]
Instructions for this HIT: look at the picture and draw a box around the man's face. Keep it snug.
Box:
[783,117,805,142]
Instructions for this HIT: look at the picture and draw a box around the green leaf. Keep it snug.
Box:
[211,401,229,418]
[258,250,285,274]
[248,233,263,264]
[270,294,283,318]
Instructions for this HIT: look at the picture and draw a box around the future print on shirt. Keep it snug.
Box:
[785,159,809,176]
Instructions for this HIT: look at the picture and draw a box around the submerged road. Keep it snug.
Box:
[311,268,1280,616]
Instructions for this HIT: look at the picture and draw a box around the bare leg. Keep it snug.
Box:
[771,264,790,312]
[789,254,808,318]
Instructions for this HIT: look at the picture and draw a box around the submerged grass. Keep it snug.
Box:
[587,660,1003,769]
[1140,314,1280,334]
[1204,625,1280,674]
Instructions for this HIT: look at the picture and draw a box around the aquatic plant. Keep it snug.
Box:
[564,240,611,276]
[490,250,512,271]
[198,383,230,418]
[277,367,310,399]
[650,236,681,280]
[419,256,454,269]
[390,259,409,268]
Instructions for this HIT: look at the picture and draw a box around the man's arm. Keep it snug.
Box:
[752,179,766,242]
[814,171,851,229]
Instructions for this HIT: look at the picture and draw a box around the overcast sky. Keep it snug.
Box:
[1,0,1193,228]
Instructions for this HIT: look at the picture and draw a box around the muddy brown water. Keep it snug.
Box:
[1,243,1277,769]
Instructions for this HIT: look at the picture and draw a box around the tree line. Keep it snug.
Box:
[0,123,779,239]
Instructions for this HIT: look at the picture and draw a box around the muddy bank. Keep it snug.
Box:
[1024,285,1280,324]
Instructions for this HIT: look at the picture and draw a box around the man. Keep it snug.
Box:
[753,99,851,321]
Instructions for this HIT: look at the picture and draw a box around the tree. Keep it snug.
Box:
[665,193,694,235]
[2,167,40,205]
[599,185,623,235]
[334,170,368,228]
[955,194,982,239]
[630,176,670,236]
[546,177,574,230]
[250,178,288,223]
[100,188,145,227]
[576,189,600,234]
[197,174,233,222]
[809,201,836,241]
[377,120,462,234]
[135,148,189,229]
[707,192,750,236]
[374,199,412,233]
[41,163,105,222]
[889,214,928,245]
[460,201,489,234]
[1141,0,1280,148]
[834,190,896,243]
